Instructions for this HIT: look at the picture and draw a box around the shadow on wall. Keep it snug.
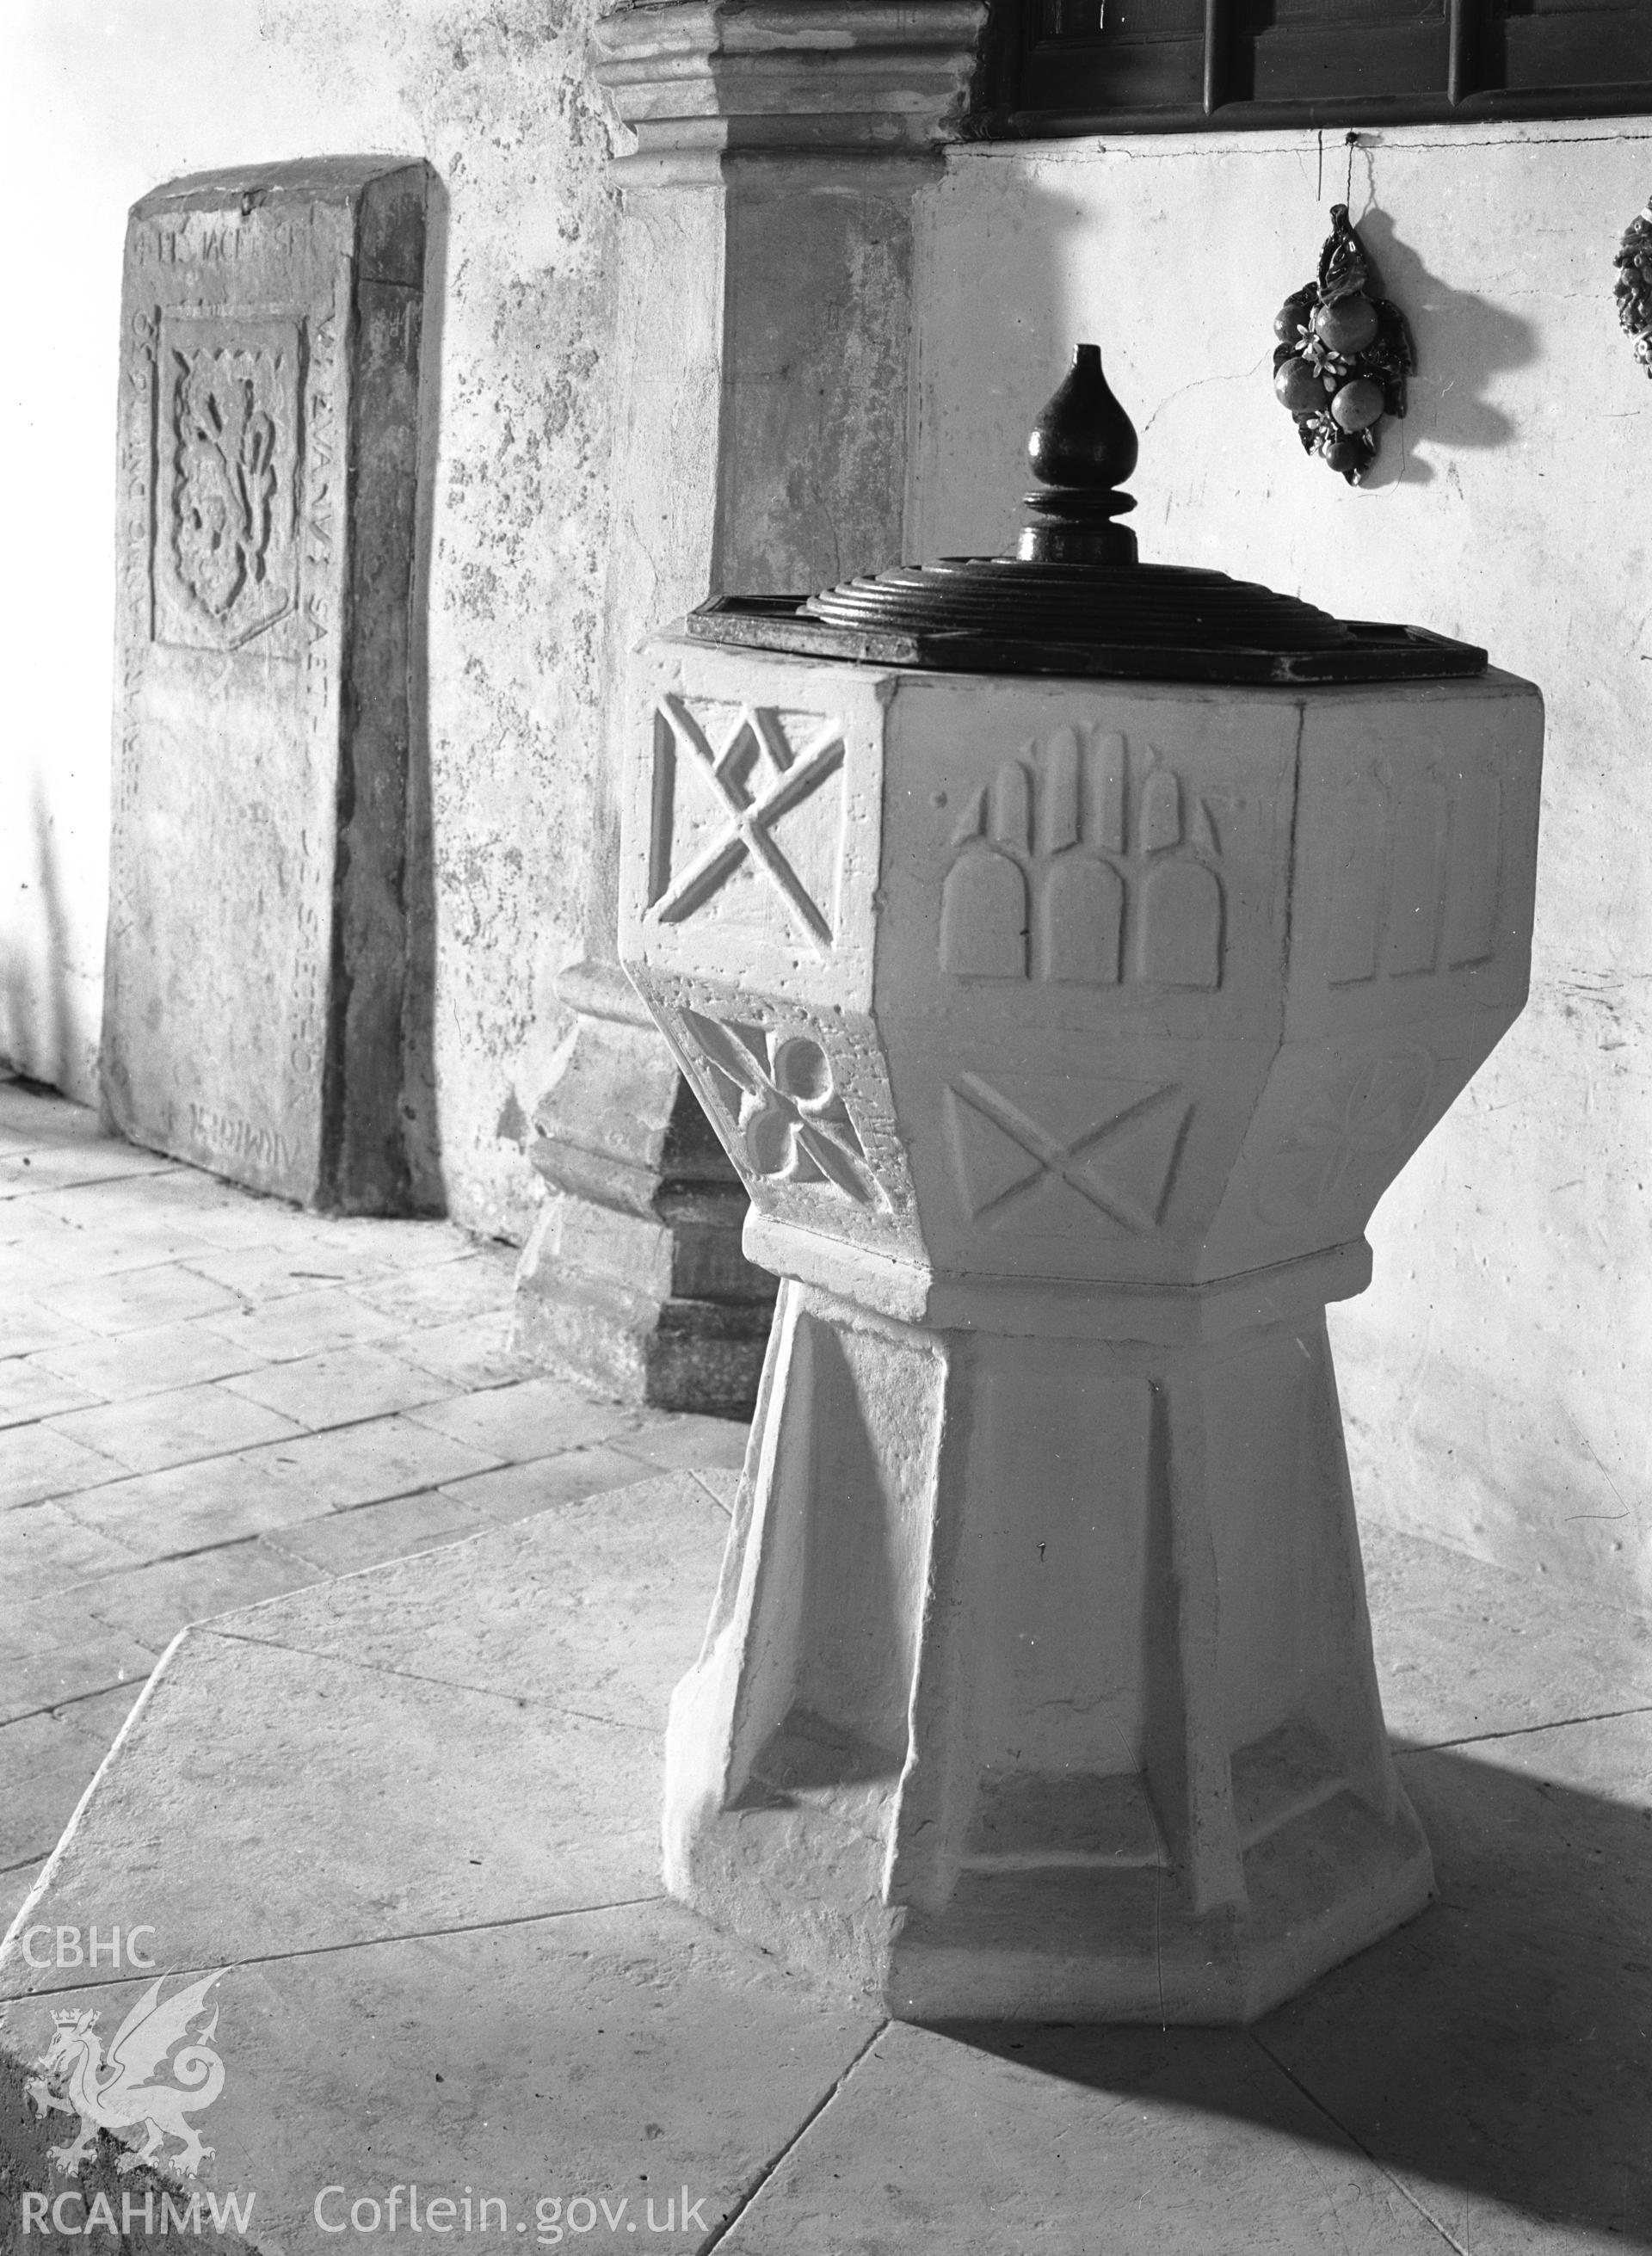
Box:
[0,776,77,1091]
[1357,206,1539,490]
[939,1741,1652,2243]
[402,163,449,1213]
[910,172,1082,559]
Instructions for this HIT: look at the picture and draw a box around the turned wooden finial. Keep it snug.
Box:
[1016,342,1141,566]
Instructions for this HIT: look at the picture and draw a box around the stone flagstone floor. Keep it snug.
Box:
[0,1071,743,1939]
[3,1069,1650,2253]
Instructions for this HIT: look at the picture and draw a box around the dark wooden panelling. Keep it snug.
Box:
[983,0,1652,130]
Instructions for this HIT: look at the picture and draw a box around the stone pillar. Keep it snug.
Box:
[511,0,985,1414]
[619,632,1544,2019]
[103,161,436,1213]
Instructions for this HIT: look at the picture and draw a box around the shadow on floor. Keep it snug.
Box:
[935,1741,1652,2246]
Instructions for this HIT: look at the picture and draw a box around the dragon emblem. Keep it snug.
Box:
[24,1971,227,2179]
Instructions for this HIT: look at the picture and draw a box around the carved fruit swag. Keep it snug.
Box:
[1613,196,1652,375]
[1273,205,1412,485]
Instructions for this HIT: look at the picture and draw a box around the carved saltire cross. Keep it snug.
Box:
[647,697,846,957]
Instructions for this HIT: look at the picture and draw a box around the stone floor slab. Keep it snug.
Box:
[33,1320,276,1403]
[0,1865,40,1943]
[40,1169,289,1240]
[0,1503,142,1605]
[0,1710,95,1873]
[0,1297,96,1359]
[219,1343,455,1431]
[33,1263,243,1338]
[0,1361,103,1430]
[226,1472,729,1729]
[609,1414,751,1476]
[311,1216,477,1270]
[716,2017,1449,2255]
[439,1443,667,1522]
[0,1144,180,1197]
[0,1593,161,1724]
[194,1286,404,1362]
[58,1455,342,1564]
[405,1375,640,1463]
[394,1309,538,1391]
[0,1427,122,1513]
[2,1076,1644,2256]
[235,1416,501,1513]
[352,1248,518,1326]
[0,1903,877,2256]
[17,1217,225,1279]
[1,1629,666,1977]
[1,1437,1646,2256]
[1364,1521,1652,1747]
[66,1540,322,1649]
[1257,1711,1652,2252]
[43,1199,282,1260]
[45,1384,303,1479]
[265,1489,494,1575]
[0,1086,106,1144]
[0,1687,140,1872]
[32,1176,225,1232]
[1,1201,99,1252]
[231,1214,472,1282]
[180,1244,387,1304]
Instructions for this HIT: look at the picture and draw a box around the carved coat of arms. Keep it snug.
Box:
[150,320,301,650]
[25,1970,227,2179]
[172,354,281,620]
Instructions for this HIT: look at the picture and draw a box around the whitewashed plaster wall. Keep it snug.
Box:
[912,120,1651,1611]
[0,0,618,1236]
[4,11,1646,1602]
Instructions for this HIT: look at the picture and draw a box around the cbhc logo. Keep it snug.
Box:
[18,1926,157,1969]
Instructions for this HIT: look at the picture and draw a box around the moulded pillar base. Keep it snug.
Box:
[513,1230,776,1417]
[663,1254,1435,2022]
[512,968,777,1417]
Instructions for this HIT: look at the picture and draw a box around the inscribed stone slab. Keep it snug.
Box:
[103,159,430,1211]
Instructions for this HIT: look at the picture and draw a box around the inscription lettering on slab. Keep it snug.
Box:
[187,1102,293,1176]
[677,1008,878,1205]
[647,697,846,958]
[152,317,302,651]
[1325,763,1503,984]
[1253,1047,1435,1225]
[940,727,1224,988]
[946,1072,1191,1235]
[138,219,305,268]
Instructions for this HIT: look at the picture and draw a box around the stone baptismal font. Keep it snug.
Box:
[617,347,1543,2020]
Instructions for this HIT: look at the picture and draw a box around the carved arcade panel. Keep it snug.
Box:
[1322,760,1503,986]
[940,725,1225,990]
